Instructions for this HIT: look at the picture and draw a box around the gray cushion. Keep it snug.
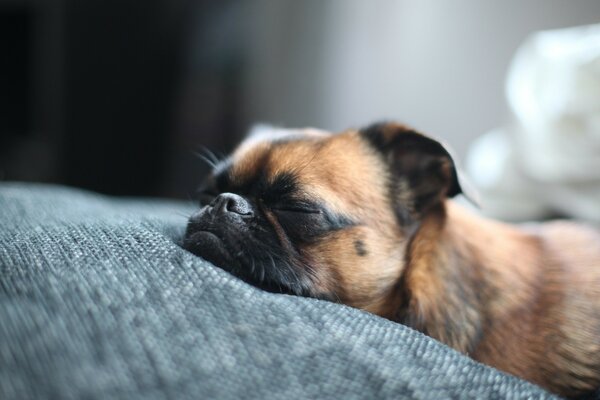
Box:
[0,183,556,399]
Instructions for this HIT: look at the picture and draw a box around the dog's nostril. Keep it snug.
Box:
[225,199,251,215]
[213,193,253,216]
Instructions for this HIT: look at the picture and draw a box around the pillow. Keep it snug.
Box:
[0,183,555,399]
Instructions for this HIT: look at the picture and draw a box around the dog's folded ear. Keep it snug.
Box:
[360,122,476,222]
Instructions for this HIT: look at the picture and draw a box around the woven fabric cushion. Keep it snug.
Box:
[0,183,555,399]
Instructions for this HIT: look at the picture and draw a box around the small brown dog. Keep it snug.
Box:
[183,122,600,397]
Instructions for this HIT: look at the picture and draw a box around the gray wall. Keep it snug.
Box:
[241,0,600,157]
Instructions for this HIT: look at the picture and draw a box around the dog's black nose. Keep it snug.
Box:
[210,193,253,216]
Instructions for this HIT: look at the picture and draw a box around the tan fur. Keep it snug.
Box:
[227,125,600,398]
[395,202,600,397]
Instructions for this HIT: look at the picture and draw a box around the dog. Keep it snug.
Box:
[183,122,600,398]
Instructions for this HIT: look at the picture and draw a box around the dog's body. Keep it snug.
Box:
[184,122,600,397]
[398,202,600,397]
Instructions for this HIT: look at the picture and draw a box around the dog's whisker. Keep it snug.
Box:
[173,210,193,219]
[202,147,223,164]
[198,155,217,168]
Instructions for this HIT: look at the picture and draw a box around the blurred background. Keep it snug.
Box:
[1,0,600,204]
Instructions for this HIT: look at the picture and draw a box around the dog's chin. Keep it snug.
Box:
[184,231,304,296]
[183,230,237,269]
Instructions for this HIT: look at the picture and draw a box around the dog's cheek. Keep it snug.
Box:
[305,227,406,308]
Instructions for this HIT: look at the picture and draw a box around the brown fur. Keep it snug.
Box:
[207,124,600,397]
[389,201,600,396]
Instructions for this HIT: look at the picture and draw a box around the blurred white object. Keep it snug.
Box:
[466,23,600,222]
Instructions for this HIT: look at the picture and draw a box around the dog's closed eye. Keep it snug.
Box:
[269,202,322,214]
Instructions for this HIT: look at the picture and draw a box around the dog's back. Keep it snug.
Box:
[470,217,600,396]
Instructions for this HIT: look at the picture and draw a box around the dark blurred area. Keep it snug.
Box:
[0,0,245,198]
[1,0,599,200]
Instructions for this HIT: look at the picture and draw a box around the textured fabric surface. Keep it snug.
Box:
[0,183,557,399]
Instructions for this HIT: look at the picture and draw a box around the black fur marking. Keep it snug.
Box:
[259,172,299,204]
[271,202,355,245]
[354,239,368,256]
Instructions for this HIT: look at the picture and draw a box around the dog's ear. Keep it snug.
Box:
[360,122,475,223]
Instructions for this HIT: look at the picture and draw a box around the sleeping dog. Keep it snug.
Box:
[183,122,600,398]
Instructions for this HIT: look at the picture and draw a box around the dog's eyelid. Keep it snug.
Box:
[271,206,322,214]
[268,198,323,214]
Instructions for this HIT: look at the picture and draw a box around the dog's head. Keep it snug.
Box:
[183,122,466,310]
